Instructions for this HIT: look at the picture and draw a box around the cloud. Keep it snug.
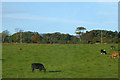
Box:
[2,10,26,14]
[3,14,97,25]
[3,6,117,28]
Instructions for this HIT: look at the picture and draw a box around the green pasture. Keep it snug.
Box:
[2,44,119,78]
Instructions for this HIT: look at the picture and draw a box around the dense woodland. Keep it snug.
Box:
[1,28,119,44]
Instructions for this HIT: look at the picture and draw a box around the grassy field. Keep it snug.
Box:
[2,44,119,78]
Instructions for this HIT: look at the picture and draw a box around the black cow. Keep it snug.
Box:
[101,49,107,54]
[31,63,46,72]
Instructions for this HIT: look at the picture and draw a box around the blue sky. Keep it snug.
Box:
[2,2,118,35]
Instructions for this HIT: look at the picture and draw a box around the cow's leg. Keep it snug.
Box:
[43,68,46,72]
[32,68,34,72]
[41,66,46,72]
[112,56,113,58]
[39,68,42,72]
[42,67,46,72]
[113,56,115,58]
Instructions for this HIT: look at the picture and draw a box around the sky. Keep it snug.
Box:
[2,2,118,35]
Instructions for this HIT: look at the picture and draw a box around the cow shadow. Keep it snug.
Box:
[47,70,61,73]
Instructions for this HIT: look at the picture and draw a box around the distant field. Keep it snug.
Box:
[2,44,119,78]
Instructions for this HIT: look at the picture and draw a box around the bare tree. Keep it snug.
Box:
[15,28,19,33]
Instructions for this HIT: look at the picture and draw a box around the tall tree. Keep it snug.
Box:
[2,30,10,42]
[75,27,86,41]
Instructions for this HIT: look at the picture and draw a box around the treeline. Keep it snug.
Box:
[1,30,120,44]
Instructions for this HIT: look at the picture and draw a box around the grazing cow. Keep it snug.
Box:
[109,53,120,59]
[19,48,22,51]
[101,49,107,54]
[110,46,115,50]
[31,63,46,72]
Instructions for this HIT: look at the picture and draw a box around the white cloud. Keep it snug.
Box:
[3,13,118,29]
[3,14,96,25]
